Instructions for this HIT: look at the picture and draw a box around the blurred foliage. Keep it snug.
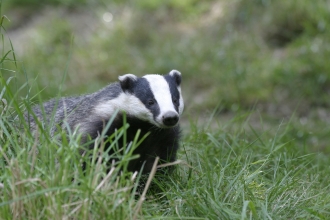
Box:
[135,0,213,21]
[2,0,330,125]
[3,0,88,7]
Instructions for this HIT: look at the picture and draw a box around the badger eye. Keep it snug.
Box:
[148,99,155,106]
[173,98,178,105]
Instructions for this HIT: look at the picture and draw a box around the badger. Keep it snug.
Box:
[26,70,184,173]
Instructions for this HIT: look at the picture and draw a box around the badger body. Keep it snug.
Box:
[27,70,184,173]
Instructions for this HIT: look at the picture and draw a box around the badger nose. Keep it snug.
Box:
[162,112,179,127]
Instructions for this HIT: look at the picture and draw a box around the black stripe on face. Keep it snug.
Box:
[164,75,180,112]
[132,78,161,118]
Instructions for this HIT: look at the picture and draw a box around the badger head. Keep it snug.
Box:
[118,70,184,128]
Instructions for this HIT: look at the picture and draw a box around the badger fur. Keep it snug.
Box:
[26,70,184,173]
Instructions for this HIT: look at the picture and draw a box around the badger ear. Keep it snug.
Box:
[169,69,182,86]
[118,74,138,92]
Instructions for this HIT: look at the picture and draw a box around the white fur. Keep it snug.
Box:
[178,86,184,115]
[92,72,183,128]
[118,73,137,81]
[169,69,180,77]
[169,70,184,115]
[143,74,178,126]
[93,93,153,122]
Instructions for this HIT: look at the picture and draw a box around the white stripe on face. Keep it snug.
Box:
[143,74,177,116]
[93,74,181,128]
[93,93,153,122]
[178,86,184,115]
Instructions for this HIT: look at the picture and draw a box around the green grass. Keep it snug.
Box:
[1,0,330,219]
[0,77,151,219]
[1,80,330,219]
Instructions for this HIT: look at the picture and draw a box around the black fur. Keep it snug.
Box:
[86,114,181,173]
[27,71,183,175]
[125,78,161,120]
[164,75,181,112]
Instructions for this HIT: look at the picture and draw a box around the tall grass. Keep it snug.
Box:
[1,1,330,219]
[141,116,330,219]
[0,79,153,219]
[2,81,330,219]
[0,11,149,217]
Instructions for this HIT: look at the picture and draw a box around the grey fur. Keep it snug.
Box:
[26,82,122,136]
[26,70,183,173]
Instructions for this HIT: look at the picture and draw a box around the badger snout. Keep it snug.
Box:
[162,111,179,127]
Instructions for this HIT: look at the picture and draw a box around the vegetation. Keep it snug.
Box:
[1,0,330,219]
